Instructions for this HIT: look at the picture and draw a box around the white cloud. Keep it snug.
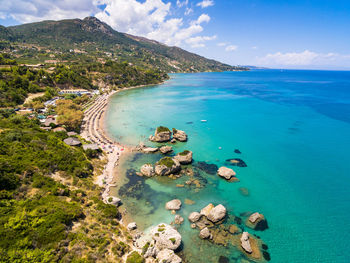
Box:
[186,35,216,48]
[257,50,350,66]
[184,7,193,15]
[225,45,238,51]
[217,42,227,47]
[176,0,188,8]
[197,0,214,8]
[0,0,98,23]
[195,14,210,24]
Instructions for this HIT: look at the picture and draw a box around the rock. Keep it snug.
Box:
[234,149,242,154]
[165,199,182,211]
[141,164,155,177]
[190,223,196,229]
[217,166,236,180]
[188,212,201,223]
[160,146,173,154]
[218,256,230,263]
[225,158,247,167]
[199,227,211,239]
[194,161,218,175]
[239,187,249,196]
[200,203,214,217]
[127,222,137,231]
[107,196,121,206]
[150,223,182,250]
[155,157,181,176]
[229,224,241,234]
[156,249,182,263]
[170,138,177,143]
[149,126,172,142]
[207,204,227,223]
[174,150,193,164]
[184,199,195,205]
[172,128,188,142]
[174,215,184,225]
[246,212,268,231]
[195,215,215,230]
[143,147,159,153]
[240,232,253,254]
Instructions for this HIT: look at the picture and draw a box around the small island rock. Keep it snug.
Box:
[150,126,172,142]
[141,164,155,177]
[165,199,182,211]
[246,212,268,231]
[240,232,253,254]
[217,166,236,180]
[207,204,227,223]
[160,145,173,154]
[174,150,193,164]
[188,212,201,223]
[150,223,182,250]
[172,128,188,142]
[199,227,211,239]
[155,157,181,176]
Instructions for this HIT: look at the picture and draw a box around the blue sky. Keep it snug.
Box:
[1,0,350,69]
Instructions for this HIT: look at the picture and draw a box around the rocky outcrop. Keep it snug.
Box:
[207,204,227,223]
[142,147,159,153]
[149,126,172,142]
[174,215,184,225]
[246,212,268,231]
[200,203,214,217]
[174,150,193,164]
[240,232,252,254]
[107,196,121,206]
[127,222,137,231]
[155,157,181,176]
[160,145,173,154]
[188,212,201,223]
[199,227,211,239]
[150,223,182,250]
[165,199,182,211]
[172,128,188,142]
[141,164,155,177]
[217,166,236,180]
[156,249,182,263]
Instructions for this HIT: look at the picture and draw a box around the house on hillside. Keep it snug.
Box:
[63,137,81,146]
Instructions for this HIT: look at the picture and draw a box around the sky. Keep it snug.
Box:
[0,0,350,70]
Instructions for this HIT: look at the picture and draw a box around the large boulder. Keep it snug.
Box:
[106,196,121,206]
[127,222,137,231]
[142,147,159,153]
[149,126,172,142]
[217,166,236,180]
[141,164,155,177]
[240,232,253,254]
[207,204,227,223]
[156,249,182,263]
[200,203,214,217]
[172,128,188,142]
[150,223,182,250]
[188,212,201,223]
[174,150,193,164]
[160,145,173,154]
[246,212,268,231]
[165,199,182,211]
[199,227,211,239]
[155,157,181,176]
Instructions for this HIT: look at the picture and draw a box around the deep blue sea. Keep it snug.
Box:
[106,70,350,262]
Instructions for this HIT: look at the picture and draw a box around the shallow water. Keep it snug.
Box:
[107,70,350,262]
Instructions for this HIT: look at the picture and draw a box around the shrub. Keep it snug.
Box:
[126,251,144,263]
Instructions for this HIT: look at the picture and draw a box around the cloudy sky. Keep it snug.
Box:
[1,0,350,69]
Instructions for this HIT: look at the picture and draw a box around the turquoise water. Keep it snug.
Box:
[106,70,350,262]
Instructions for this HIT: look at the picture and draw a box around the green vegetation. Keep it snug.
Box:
[156,126,170,133]
[157,157,175,168]
[169,238,176,244]
[179,150,190,156]
[126,251,144,263]
[172,128,178,134]
[56,99,84,131]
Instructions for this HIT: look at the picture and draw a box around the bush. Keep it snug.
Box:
[126,251,144,263]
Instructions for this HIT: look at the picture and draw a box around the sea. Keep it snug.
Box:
[106,70,350,262]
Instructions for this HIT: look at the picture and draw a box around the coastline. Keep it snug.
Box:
[80,81,166,205]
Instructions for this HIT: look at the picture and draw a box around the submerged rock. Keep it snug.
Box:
[188,212,201,223]
[156,249,182,263]
[217,167,236,180]
[225,158,247,167]
[149,126,172,142]
[150,223,182,250]
[239,187,249,196]
[165,199,182,211]
[174,150,193,164]
[234,149,242,154]
[174,215,184,225]
[172,128,188,142]
[160,145,173,154]
[240,232,252,254]
[218,256,229,263]
[207,204,227,223]
[155,157,181,176]
[194,161,218,175]
[141,164,155,177]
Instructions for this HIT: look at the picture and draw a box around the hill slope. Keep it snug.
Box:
[0,17,247,72]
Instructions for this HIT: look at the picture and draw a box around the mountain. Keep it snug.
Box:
[0,17,247,72]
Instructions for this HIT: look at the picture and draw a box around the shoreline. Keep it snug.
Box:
[80,81,166,204]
